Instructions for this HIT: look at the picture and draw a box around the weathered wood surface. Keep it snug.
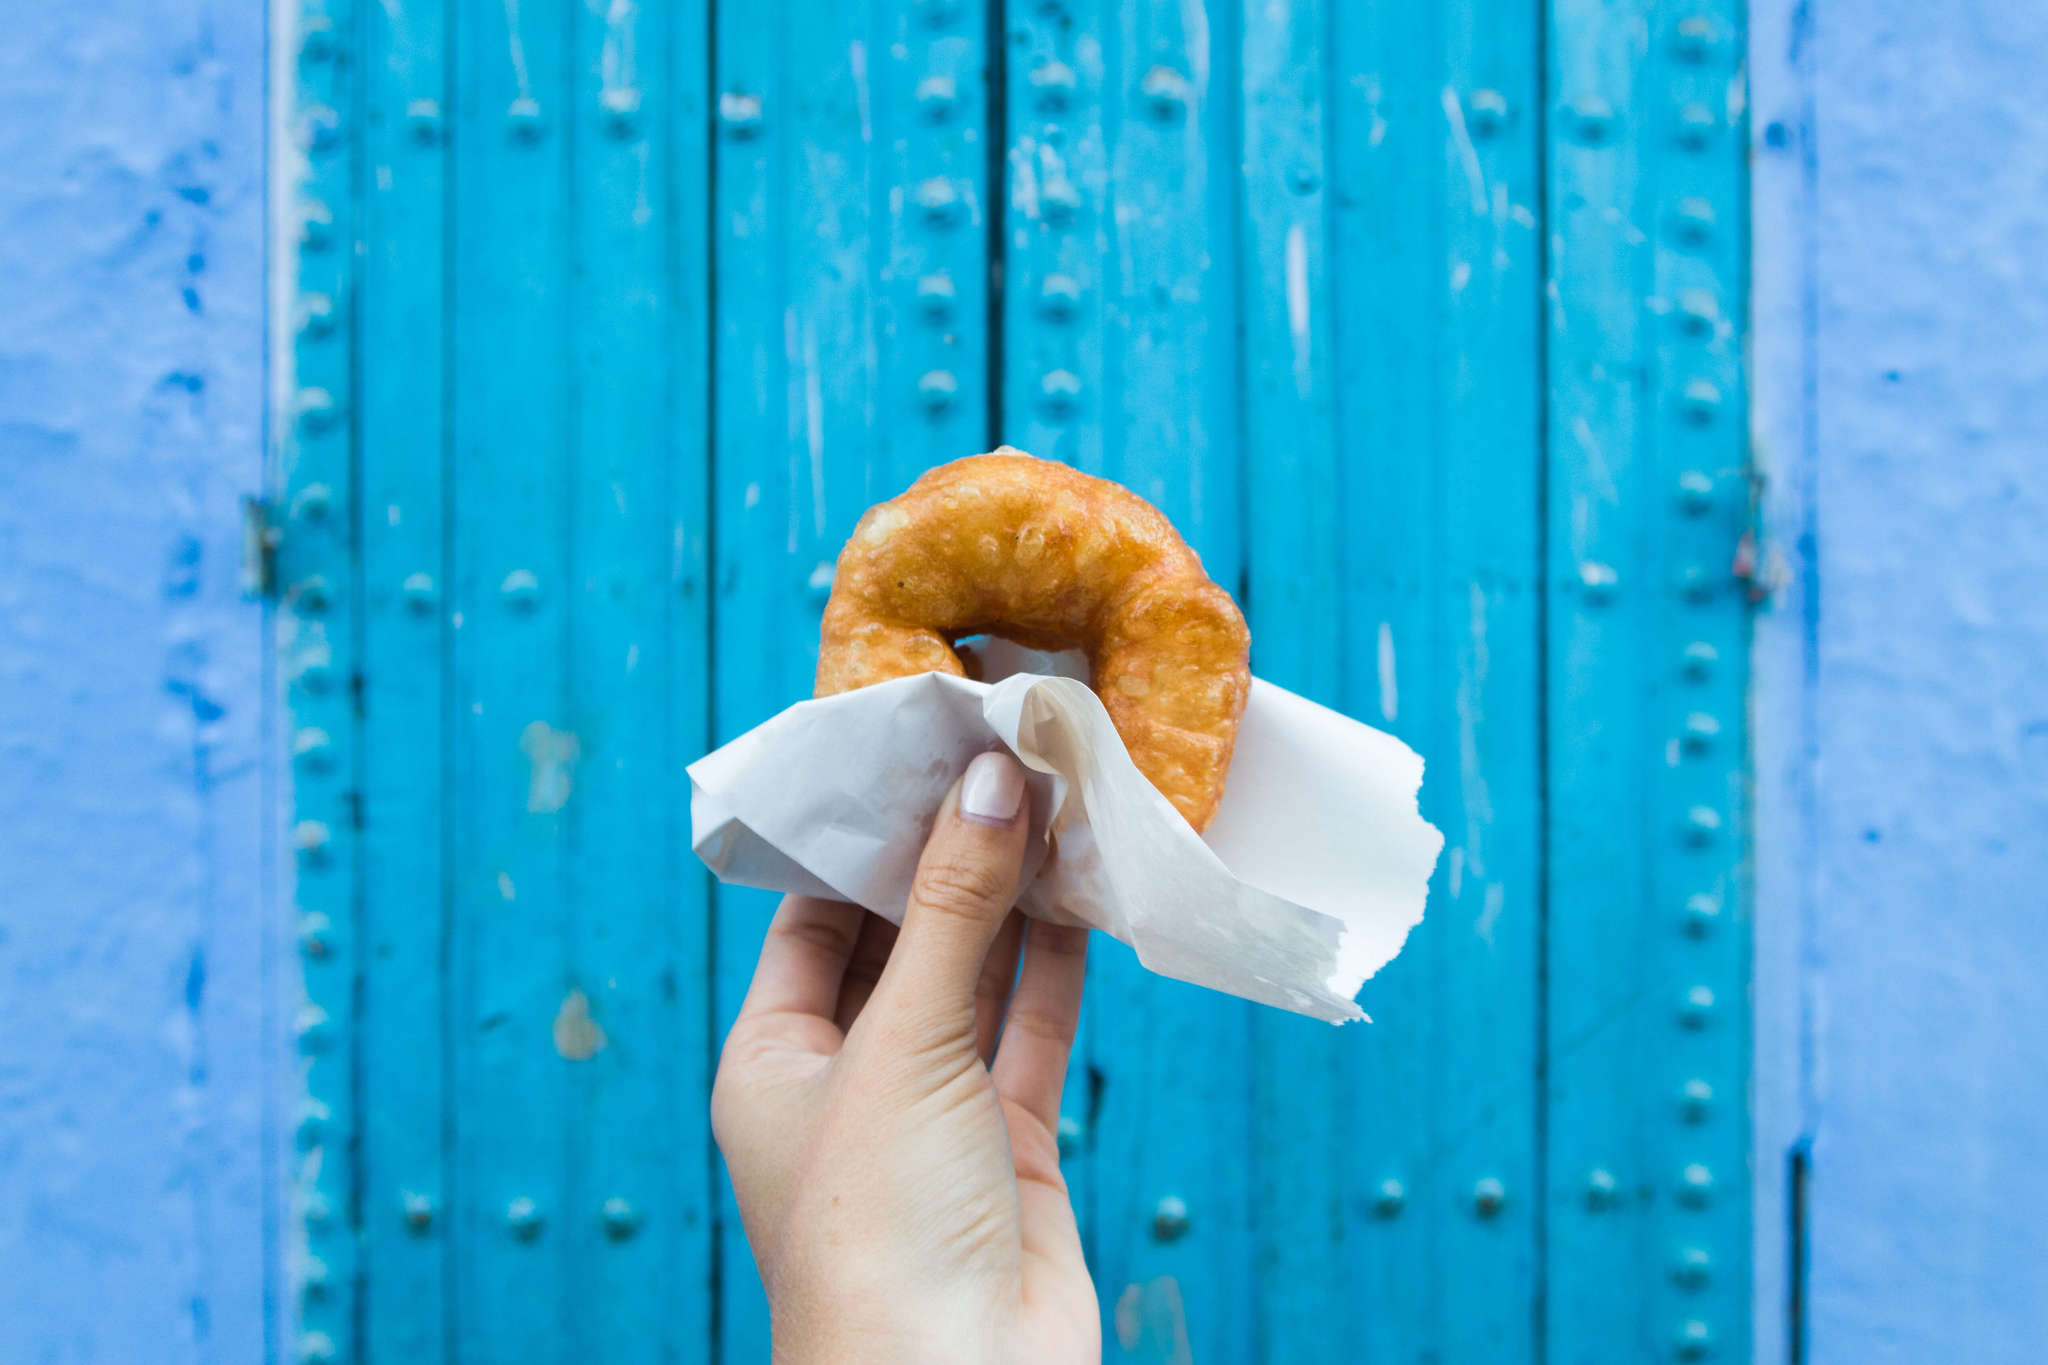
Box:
[279,0,1750,1358]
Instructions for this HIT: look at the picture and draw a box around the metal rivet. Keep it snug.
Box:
[294,727,335,771]
[1056,1115,1082,1156]
[297,388,338,434]
[1683,806,1721,845]
[1374,1178,1406,1217]
[1040,369,1081,414]
[300,15,336,62]
[1041,180,1082,220]
[407,98,443,142]
[1142,66,1190,116]
[1579,560,1619,602]
[1680,377,1722,423]
[719,91,763,136]
[1674,15,1717,61]
[1677,468,1714,512]
[507,1195,544,1239]
[298,1332,337,1365]
[1680,1077,1714,1122]
[302,104,341,154]
[295,654,335,694]
[1676,102,1717,149]
[500,569,540,608]
[1673,196,1716,245]
[1682,712,1721,752]
[290,575,333,615]
[601,86,641,135]
[299,912,334,959]
[1585,1168,1619,1208]
[602,1196,641,1239]
[1679,564,1717,602]
[303,1192,334,1230]
[1287,164,1321,194]
[1682,641,1718,678]
[1678,1163,1714,1205]
[916,271,956,317]
[916,177,960,224]
[296,1006,332,1055]
[294,820,333,860]
[1676,289,1719,336]
[1151,1194,1190,1241]
[1469,88,1509,136]
[1673,1245,1712,1289]
[916,74,958,118]
[300,202,334,251]
[508,95,545,140]
[1675,1317,1713,1358]
[1569,95,1615,144]
[403,1191,435,1232]
[299,1255,330,1302]
[1679,983,1715,1028]
[1473,1177,1507,1217]
[1682,894,1721,939]
[1030,61,1076,110]
[401,572,438,612]
[292,482,334,521]
[806,561,835,604]
[298,293,335,338]
[1039,272,1081,318]
[917,370,958,411]
[296,1100,330,1150]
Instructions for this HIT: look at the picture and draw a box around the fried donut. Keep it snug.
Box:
[816,448,1251,830]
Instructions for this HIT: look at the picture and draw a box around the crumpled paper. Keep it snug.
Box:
[688,643,1443,1022]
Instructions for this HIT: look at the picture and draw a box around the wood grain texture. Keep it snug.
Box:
[357,0,450,1356]
[1543,0,1751,1359]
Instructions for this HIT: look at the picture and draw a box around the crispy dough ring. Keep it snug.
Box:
[816,447,1251,830]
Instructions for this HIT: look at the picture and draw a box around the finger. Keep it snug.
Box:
[974,911,1027,1063]
[991,920,1090,1135]
[832,911,900,1032]
[735,895,865,1023]
[868,750,1032,1039]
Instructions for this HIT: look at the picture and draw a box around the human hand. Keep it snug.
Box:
[711,750,1097,1364]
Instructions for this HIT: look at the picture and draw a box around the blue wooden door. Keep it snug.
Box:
[277,0,1750,1360]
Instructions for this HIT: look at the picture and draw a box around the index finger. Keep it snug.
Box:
[736,895,867,1023]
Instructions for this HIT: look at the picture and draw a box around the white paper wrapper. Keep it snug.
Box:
[688,643,1443,1022]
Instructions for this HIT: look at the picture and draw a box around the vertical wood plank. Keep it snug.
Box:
[563,0,715,1357]
[357,0,450,1357]
[277,2,361,1359]
[711,3,992,1356]
[1003,4,1253,1358]
[1245,0,1545,1357]
[1544,0,1751,1358]
[450,1,574,1358]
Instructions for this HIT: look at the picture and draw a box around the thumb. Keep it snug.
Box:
[868,750,1031,1041]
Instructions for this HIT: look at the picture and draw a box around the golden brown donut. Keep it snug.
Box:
[815,447,1251,830]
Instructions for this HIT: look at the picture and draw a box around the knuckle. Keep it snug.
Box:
[769,912,859,961]
[912,855,1013,922]
[1003,1003,1079,1051]
[1030,922,1091,962]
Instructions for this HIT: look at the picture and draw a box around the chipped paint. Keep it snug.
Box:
[552,989,607,1061]
[520,721,580,814]
[1442,86,1488,215]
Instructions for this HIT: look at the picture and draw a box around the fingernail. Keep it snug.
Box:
[959,750,1025,826]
